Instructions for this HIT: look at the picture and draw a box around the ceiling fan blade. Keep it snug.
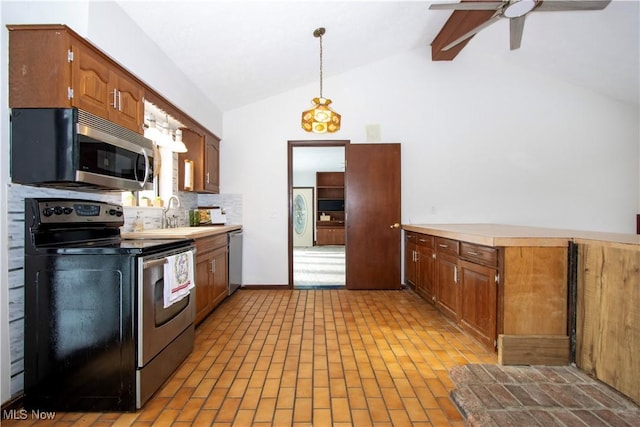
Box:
[442,13,502,51]
[536,0,611,12]
[429,2,504,11]
[509,15,526,50]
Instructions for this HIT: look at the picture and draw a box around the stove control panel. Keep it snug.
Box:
[36,199,124,224]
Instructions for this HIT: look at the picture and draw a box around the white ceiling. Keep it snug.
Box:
[117,0,639,112]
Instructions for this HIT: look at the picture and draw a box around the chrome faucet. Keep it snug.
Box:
[162,195,182,228]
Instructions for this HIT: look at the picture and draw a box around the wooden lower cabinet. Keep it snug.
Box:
[405,229,568,357]
[435,237,461,323]
[194,234,228,325]
[435,252,459,322]
[404,232,436,302]
[417,244,436,303]
[459,259,497,349]
[316,224,345,245]
[404,233,419,288]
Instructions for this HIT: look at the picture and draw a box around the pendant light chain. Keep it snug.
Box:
[319,32,323,99]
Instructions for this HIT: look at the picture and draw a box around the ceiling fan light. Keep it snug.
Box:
[503,0,537,18]
[302,97,341,134]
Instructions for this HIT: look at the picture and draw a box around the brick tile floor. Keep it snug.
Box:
[4,289,638,426]
[3,289,496,426]
[449,364,640,427]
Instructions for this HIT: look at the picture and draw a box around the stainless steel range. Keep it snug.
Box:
[23,198,196,411]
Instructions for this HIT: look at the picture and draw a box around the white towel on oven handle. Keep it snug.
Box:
[163,250,195,308]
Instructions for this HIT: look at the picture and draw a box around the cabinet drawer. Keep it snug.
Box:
[195,234,227,254]
[405,232,433,248]
[460,242,498,267]
[435,237,459,256]
[415,234,434,248]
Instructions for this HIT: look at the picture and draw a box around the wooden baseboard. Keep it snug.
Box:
[1,394,24,413]
[240,284,291,290]
[498,334,570,366]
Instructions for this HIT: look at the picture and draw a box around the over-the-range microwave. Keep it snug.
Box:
[10,108,154,192]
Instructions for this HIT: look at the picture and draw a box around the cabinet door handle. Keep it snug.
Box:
[390,223,400,229]
[418,239,426,243]
[206,172,210,184]
[466,251,479,256]
[454,266,458,284]
[111,88,118,109]
[211,259,216,273]
[438,244,448,248]
[117,90,122,111]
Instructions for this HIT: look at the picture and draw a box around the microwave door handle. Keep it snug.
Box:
[139,148,150,188]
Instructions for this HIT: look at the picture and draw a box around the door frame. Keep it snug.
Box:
[287,140,350,288]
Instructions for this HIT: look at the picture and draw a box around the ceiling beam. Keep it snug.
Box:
[431,2,498,61]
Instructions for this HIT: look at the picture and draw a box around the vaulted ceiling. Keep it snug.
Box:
[117,1,639,111]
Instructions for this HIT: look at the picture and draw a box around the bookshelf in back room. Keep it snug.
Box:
[316,172,345,245]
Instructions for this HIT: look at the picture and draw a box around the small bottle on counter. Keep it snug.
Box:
[132,214,144,232]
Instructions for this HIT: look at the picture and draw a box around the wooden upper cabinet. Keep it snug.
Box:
[107,68,144,133]
[178,128,220,194]
[204,133,220,193]
[70,40,111,119]
[8,25,144,134]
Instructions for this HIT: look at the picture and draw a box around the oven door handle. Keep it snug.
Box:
[143,258,167,269]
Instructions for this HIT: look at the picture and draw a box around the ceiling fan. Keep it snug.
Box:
[429,0,612,51]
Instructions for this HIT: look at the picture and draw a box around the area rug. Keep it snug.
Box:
[448,364,640,426]
[293,245,345,288]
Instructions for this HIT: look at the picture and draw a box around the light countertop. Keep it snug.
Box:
[122,224,241,240]
[403,224,640,249]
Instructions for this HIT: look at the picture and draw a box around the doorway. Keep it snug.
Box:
[288,140,348,289]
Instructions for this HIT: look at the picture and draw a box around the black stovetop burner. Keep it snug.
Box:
[25,198,191,255]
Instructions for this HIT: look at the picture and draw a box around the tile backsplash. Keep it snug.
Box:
[121,193,243,232]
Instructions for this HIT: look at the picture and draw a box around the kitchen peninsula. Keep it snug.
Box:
[403,223,640,404]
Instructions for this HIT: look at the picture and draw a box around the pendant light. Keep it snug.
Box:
[301,27,341,133]
[173,129,188,153]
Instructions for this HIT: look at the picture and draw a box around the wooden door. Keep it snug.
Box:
[345,143,401,290]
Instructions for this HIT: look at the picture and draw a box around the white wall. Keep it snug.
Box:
[0,0,223,405]
[223,47,639,286]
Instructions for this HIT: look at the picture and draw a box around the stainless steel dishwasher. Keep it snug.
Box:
[228,230,243,295]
